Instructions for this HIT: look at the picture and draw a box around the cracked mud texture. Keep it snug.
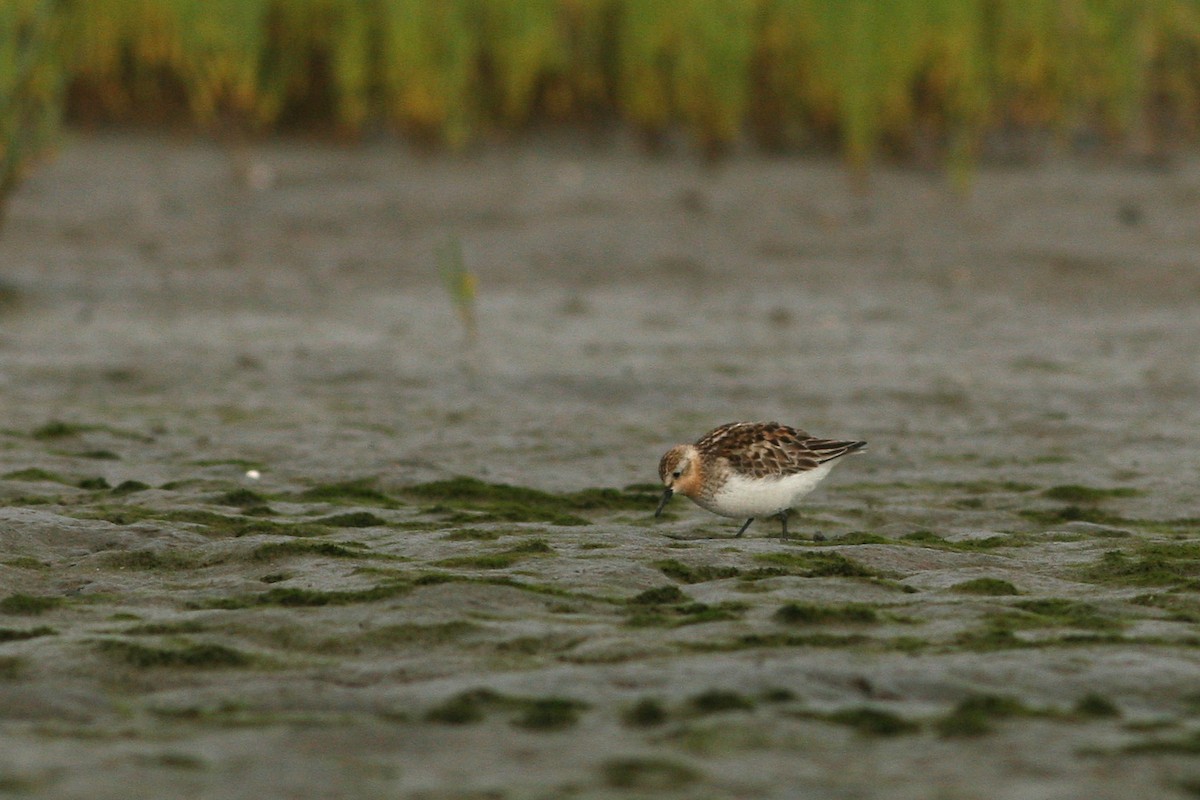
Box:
[1,133,1200,799]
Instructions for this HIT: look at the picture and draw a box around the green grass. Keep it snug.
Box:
[44,0,1200,172]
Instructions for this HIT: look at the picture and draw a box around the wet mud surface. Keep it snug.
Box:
[1,134,1200,798]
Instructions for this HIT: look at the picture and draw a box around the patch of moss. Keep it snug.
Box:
[1,557,47,570]
[814,531,891,546]
[334,621,478,651]
[1074,693,1121,718]
[196,581,412,609]
[566,486,660,511]
[1021,506,1127,526]
[435,539,554,569]
[78,449,120,460]
[298,479,399,507]
[441,529,501,541]
[423,688,502,724]
[249,541,369,561]
[314,511,386,527]
[689,631,876,652]
[96,639,252,668]
[102,550,202,570]
[937,694,1032,738]
[951,578,1020,596]
[0,626,55,643]
[630,585,687,605]
[405,476,621,525]
[998,598,1123,631]
[626,600,746,628]
[1042,485,1140,503]
[1132,593,1200,623]
[122,620,208,636]
[0,656,23,681]
[825,707,920,736]
[601,757,699,790]
[656,559,740,583]
[753,551,881,578]
[512,697,588,731]
[111,480,151,495]
[901,531,1030,551]
[623,697,668,727]
[214,488,268,507]
[78,476,111,490]
[688,689,755,715]
[1082,549,1200,588]
[32,420,90,439]
[774,602,879,625]
[0,594,62,615]
[1122,730,1200,755]
[952,626,1026,651]
[423,688,586,730]
[2,468,67,483]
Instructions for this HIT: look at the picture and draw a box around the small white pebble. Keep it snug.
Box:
[245,469,261,480]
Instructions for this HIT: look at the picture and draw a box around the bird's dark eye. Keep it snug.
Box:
[672,470,682,479]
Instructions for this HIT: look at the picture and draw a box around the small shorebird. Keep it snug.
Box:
[655,421,866,539]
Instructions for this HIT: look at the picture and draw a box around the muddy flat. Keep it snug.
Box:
[1,133,1199,799]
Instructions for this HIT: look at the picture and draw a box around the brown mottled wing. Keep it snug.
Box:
[696,421,865,479]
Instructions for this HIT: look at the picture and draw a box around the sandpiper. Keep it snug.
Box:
[655,421,865,539]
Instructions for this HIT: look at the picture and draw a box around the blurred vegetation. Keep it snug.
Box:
[0,0,62,223]
[5,0,1200,195]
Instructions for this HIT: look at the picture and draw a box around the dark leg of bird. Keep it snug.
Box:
[778,510,790,540]
[735,518,754,537]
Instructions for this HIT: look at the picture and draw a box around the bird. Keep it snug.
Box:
[655,421,866,539]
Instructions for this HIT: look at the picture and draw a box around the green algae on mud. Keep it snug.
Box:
[424,687,588,730]
[404,476,654,525]
[96,639,254,669]
[950,578,1021,595]
[773,602,880,625]
[0,594,63,615]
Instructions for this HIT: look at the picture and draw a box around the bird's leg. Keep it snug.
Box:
[777,510,790,540]
[735,518,754,537]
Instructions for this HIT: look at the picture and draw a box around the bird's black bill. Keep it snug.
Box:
[655,488,673,517]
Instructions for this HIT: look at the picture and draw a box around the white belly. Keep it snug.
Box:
[700,463,835,518]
